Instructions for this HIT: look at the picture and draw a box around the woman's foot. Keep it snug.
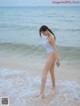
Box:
[38,94,44,99]
[51,86,56,90]
[35,93,44,99]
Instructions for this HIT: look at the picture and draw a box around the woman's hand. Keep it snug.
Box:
[56,58,60,67]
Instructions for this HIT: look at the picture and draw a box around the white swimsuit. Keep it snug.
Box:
[43,38,55,53]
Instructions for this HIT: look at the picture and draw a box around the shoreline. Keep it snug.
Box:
[0,56,80,84]
[0,57,80,106]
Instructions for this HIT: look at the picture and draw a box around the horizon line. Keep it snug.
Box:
[0,5,80,7]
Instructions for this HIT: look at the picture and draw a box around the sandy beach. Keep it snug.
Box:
[0,56,80,106]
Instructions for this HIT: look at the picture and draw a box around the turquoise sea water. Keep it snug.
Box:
[0,6,80,69]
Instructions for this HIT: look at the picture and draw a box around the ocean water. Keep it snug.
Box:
[0,6,80,47]
[0,6,80,69]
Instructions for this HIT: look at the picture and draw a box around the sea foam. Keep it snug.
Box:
[0,68,80,106]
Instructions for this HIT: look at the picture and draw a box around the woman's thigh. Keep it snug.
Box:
[50,55,57,71]
[44,52,57,71]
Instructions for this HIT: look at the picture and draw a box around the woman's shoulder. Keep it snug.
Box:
[49,35,55,42]
[48,36,56,46]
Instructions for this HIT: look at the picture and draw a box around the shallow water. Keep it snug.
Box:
[0,68,80,106]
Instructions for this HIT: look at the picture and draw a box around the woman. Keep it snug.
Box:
[37,25,60,98]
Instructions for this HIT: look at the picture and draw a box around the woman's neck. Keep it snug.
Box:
[47,32,52,38]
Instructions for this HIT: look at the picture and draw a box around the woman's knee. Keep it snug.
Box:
[42,74,47,81]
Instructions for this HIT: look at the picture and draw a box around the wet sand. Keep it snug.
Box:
[0,57,80,106]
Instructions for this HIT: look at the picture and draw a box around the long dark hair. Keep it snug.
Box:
[39,25,56,40]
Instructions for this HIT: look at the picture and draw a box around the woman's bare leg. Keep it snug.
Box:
[38,52,56,98]
[50,55,56,88]
[50,64,56,88]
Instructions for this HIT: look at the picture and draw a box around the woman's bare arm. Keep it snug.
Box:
[49,37,58,55]
[49,37,60,67]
